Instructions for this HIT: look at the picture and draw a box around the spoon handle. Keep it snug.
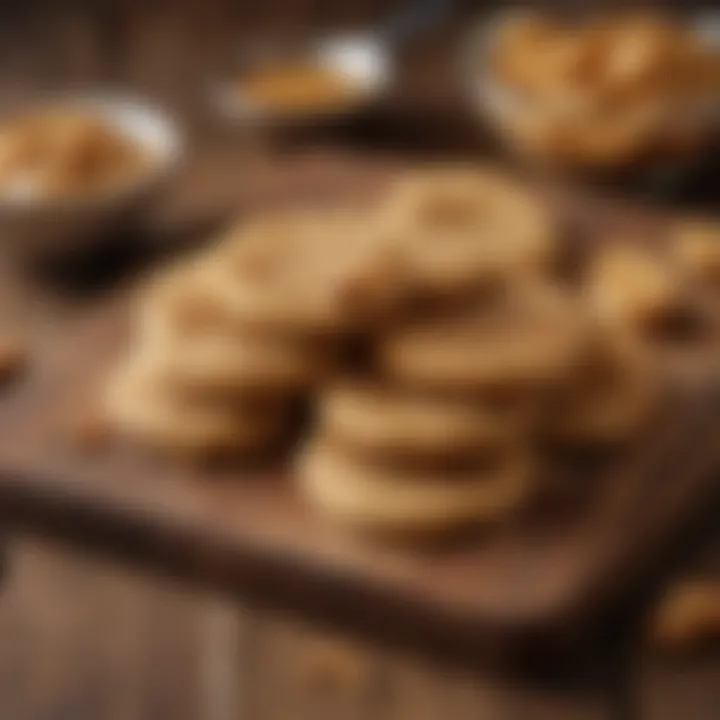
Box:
[376,0,454,47]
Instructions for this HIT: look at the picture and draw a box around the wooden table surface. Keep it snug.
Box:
[0,534,716,720]
[0,138,715,668]
[0,3,715,715]
[0,139,718,692]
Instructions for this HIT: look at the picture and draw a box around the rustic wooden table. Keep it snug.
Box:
[0,135,713,720]
[1,534,719,720]
[0,3,716,717]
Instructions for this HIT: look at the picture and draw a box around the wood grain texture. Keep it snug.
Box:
[0,538,204,720]
[642,654,720,720]
[0,537,716,720]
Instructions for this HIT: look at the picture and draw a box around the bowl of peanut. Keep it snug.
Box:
[0,91,184,260]
[463,9,719,186]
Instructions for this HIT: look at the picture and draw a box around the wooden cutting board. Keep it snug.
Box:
[0,151,716,665]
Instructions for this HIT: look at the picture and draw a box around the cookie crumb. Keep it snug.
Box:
[69,407,111,452]
[652,581,720,650]
[303,638,369,693]
[0,334,28,385]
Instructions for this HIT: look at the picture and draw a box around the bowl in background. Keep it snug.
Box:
[211,33,392,129]
[461,8,720,191]
[0,91,184,262]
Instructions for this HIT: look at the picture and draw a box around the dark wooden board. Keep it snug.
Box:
[0,155,716,666]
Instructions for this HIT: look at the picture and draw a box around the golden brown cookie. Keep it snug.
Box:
[652,580,720,651]
[206,210,408,335]
[134,253,237,344]
[297,441,533,537]
[135,259,335,395]
[0,331,28,385]
[380,167,556,295]
[142,329,334,397]
[104,354,283,457]
[379,280,586,394]
[545,334,659,445]
[673,220,720,288]
[319,381,524,463]
[587,243,690,335]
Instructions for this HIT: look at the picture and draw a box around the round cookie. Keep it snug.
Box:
[673,220,720,288]
[380,166,556,295]
[135,263,335,395]
[379,280,586,393]
[205,210,409,335]
[319,381,524,463]
[298,442,534,537]
[586,242,718,359]
[587,243,690,334]
[134,255,241,344]
[104,354,283,457]
[546,334,660,445]
[143,330,334,397]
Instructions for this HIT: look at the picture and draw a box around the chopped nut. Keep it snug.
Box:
[0,334,28,384]
[652,581,720,650]
[68,407,111,452]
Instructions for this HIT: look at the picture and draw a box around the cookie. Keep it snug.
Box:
[379,280,586,393]
[135,261,335,395]
[298,442,533,536]
[134,255,239,344]
[587,243,692,336]
[546,334,659,445]
[206,210,408,335]
[319,381,524,463]
[673,220,720,288]
[381,167,556,295]
[652,580,720,650]
[104,355,282,457]
[142,329,334,397]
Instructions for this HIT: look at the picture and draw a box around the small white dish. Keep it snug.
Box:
[0,91,184,260]
[212,0,452,130]
[211,34,392,129]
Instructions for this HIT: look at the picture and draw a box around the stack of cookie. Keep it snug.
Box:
[672,220,720,296]
[378,167,558,301]
[103,164,668,541]
[104,210,407,458]
[300,278,591,537]
[298,170,589,537]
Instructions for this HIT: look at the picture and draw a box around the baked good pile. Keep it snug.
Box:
[104,166,719,540]
[485,11,719,172]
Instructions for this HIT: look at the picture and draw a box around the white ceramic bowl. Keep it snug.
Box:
[0,92,184,260]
